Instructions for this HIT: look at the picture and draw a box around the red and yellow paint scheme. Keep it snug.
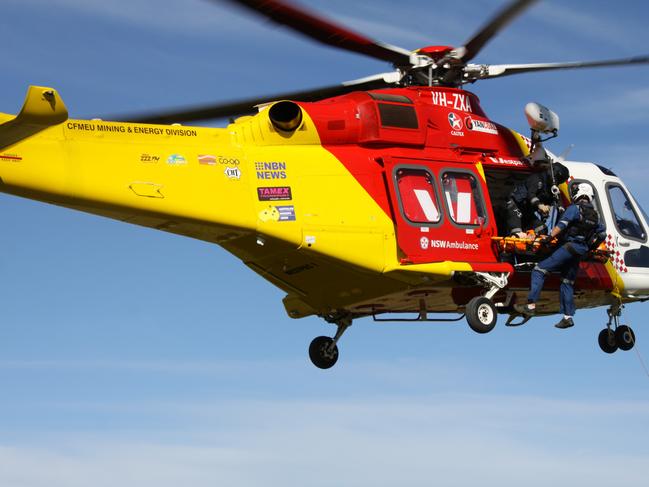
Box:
[1,84,647,333]
[0,80,649,368]
[4,0,649,368]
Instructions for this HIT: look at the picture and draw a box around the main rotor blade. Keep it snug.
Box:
[111,75,395,124]
[481,55,649,79]
[217,0,412,65]
[460,0,539,62]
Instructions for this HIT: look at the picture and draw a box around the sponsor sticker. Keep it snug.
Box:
[218,156,240,166]
[276,205,296,221]
[486,156,525,167]
[258,205,296,222]
[167,154,187,165]
[255,161,287,180]
[257,186,292,201]
[66,122,198,137]
[224,167,242,180]
[140,153,160,163]
[448,112,464,136]
[198,154,217,165]
[0,153,22,162]
[465,117,498,135]
[448,112,463,130]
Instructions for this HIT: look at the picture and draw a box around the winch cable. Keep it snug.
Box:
[542,161,560,232]
[630,335,649,380]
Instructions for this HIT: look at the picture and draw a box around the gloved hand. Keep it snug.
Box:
[537,204,551,215]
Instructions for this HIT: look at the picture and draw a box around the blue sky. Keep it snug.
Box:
[1,0,649,485]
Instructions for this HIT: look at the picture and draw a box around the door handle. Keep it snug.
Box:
[618,240,631,247]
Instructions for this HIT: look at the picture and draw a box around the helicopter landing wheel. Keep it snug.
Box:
[309,336,339,369]
[598,328,618,354]
[308,315,351,369]
[615,325,636,352]
[466,296,497,334]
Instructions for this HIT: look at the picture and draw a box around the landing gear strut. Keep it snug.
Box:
[309,315,352,369]
[598,304,636,354]
[465,272,509,334]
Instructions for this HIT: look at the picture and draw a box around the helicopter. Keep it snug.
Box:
[2,0,649,369]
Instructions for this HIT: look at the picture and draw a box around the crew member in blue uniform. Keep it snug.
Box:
[514,183,606,328]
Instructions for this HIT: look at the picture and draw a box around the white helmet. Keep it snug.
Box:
[573,183,594,202]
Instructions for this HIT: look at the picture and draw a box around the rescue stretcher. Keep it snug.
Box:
[492,232,610,263]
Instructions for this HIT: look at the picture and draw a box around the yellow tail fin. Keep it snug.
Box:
[0,85,68,151]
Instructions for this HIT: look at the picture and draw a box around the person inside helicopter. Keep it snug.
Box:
[505,158,570,238]
[513,182,606,329]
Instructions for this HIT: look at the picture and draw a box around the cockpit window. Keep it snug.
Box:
[607,184,646,241]
[638,203,649,228]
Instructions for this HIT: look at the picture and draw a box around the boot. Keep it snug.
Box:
[513,303,536,316]
[555,317,574,329]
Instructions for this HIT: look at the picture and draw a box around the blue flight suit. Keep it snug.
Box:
[528,203,605,316]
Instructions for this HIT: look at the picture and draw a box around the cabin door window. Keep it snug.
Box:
[395,168,441,224]
[440,171,487,226]
[386,160,498,265]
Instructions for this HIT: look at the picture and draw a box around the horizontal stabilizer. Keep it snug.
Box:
[0,86,68,151]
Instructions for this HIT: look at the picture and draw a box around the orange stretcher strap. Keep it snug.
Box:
[492,231,556,255]
[492,234,611,262]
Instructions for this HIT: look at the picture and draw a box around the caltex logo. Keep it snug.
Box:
[448,112,463,130]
